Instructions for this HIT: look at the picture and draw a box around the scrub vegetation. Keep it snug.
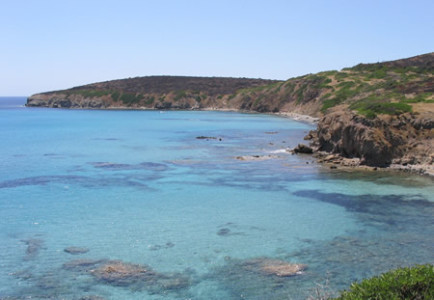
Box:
[335,264,434,300]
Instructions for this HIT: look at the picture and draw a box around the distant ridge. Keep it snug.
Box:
[71,76,280,96]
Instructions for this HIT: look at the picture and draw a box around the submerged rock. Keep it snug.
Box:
[91,261,154,286]
[235,155,278,161]
[64,247,89,255]
[148,242,175,251]
[62,259,106,272]
[217,228,231,236]
[89,260,191,292]
[208,256,309,300]
[241,258,306,277]
[79,296,105,300]
[89,161,168,171]
[21,238,44,260]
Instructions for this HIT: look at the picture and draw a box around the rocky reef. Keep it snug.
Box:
[240,258,307,277]
[208,257,309,299]
[90,260,191,291]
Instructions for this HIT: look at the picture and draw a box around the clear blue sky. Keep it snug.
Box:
[1,0,433,96]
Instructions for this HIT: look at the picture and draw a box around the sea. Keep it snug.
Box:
[0,97,433,300]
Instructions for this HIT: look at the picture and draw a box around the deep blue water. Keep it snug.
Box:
[0,97,433,299]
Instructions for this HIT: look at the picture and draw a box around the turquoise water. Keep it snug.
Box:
[0,97,433,300]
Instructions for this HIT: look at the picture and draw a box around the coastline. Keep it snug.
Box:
[274,112,319,124]
[311,151,434,178]
[23,102,433,177]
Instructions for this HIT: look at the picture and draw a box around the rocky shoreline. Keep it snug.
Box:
[25,101,433,177]
[312,151,434,177]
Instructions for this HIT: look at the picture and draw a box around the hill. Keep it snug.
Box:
[27,76,281,110]
[27,53,434,173]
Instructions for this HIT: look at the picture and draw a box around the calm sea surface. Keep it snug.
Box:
[0,97,433,299]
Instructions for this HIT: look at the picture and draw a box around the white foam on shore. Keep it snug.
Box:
[268,149,289,154]
[275,112,319,124]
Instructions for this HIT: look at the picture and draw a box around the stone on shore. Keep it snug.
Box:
[293,144,313,154]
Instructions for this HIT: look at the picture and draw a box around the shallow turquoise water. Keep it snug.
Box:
[0,97,433,299]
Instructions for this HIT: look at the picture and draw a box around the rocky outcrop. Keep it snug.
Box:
[314,107,433,167]
[27,93,108,109]
[293,143,314,154]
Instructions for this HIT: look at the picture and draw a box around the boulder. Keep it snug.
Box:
[293,144,313,154]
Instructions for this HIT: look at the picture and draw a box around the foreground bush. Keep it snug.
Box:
[335,264,433,299]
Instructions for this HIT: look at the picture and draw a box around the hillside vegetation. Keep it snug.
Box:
[335,264,433,300]
[27,53,433,116]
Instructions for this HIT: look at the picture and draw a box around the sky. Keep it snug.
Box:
[1,0,433,96]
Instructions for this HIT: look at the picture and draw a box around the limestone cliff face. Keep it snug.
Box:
[316,107,433,167]
[27,93,109,109]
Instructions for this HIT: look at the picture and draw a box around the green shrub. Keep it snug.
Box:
[321,98,342,112]
[335,72,349,81]
[320,81,360,112]
[69,89,111,98]
[318,78,333,89]
[144,96,154,105]
[369,68,388,79]
[351,98,412,118]
[401,93,434,103]
[111,91,120,101]
[120,93,142,104]
[253,95,264,106]
[335,264,434,300]
[296,83,309,103]
[174,90,187,101]
[318,70,338,76]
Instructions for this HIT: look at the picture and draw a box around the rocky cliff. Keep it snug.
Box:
[312,106,433,168]
[26,53,434,173]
